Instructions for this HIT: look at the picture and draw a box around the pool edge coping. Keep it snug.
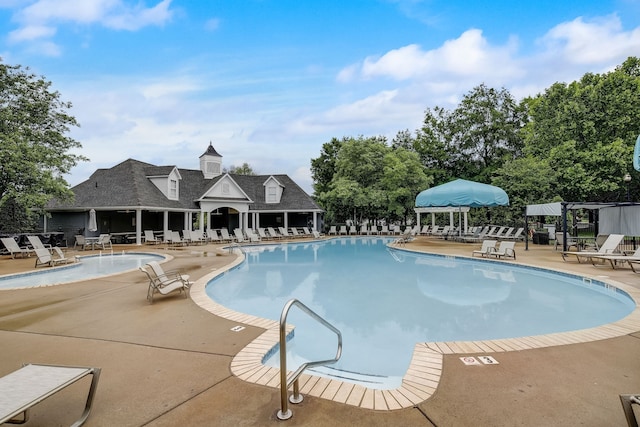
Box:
[189,240,640,411]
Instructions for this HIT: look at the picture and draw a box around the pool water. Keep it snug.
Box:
[206,237,635,389]
[0,253,165,289]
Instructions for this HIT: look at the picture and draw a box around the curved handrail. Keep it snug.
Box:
[277,298,342,420]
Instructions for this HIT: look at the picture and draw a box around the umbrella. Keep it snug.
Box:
[88,209,98,232]
[415,179,509,208]
[415,179,509,235]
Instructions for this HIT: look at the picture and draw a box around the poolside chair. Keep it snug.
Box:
[394,229,415,246]
[0,363,100,426]
[233,228,246,243]
[339,225,348,235]
[144,230,160,245]
[27,235,52,252]
[267,227,282,239]
[140,261,191,304]
[246,229,261,242]
[257,228,271,240]
[561,234,625,263]
[34,248,68,268]
[302,227,313,236]
[498,227,514,240]
[219,228,234,242]
[348,225,357,235]
[207,229,221,243]
[472,240,497,257]
[190,229,206,245]
[590,247,640,270]
[181,230,193,244]
[359,225,368,235]
[328,225,337,235]
[1,237,33,258]
[74,235,91,251]
[488,241,516,260]
[290,228,303,238]
[503,227,525,241]
[279,227,293,238]
[95,234,112,250]
[554,232,578,251]
[379,225,390,235]
[52,246,75,264]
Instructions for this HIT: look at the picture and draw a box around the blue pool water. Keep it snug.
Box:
[206,237,635,389]
[0,253,164,289]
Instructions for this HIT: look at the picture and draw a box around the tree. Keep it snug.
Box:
[407,85,525,186]
[226,162,256,175]
[522,57,640,201]
[0,60,86,231]
[313,136,430,225]
[310,137,344,196]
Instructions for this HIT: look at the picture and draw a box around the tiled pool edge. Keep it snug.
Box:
[189,245,640,411]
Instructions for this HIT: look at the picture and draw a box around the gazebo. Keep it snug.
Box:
[415,179,509,234]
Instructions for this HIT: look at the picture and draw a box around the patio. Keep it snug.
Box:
[0,237,638,426]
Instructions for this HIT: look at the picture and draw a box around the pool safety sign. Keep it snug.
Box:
[460,356,499,365]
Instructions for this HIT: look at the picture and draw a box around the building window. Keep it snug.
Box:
[267,186,277,203]
[169,179,178,198]
[206,162,220,174]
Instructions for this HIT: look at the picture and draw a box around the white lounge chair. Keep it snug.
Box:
[489,241,516,259]
[339,225,348,235]
[233,228,246,243]
[74,235,91,251]
[207,229,221,243]
[267,227,282,239]
[1,237,33,258]
[140,261,191,303]
[590,247,640,270]
[52,247,75,264]
[279,227,293,238]
[95,234,112,250]
[34,248,67,267]
[0,363,100,426]
[27,235,52,251]
[472,240,497,257]
[290,228,304,238]
[561,234,625,263]
[379,225,390,235]
[144,230,160,245]
[328,226,337,235]
[219,228,233,242]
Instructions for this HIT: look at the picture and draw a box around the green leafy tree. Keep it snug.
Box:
[522,57,640,201]
[226,162,256,175]
[0,61,86,232]
[310,137,344,196]
[314,136,430,225]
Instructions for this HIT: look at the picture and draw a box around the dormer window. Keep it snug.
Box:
[263,176,283,204]
[267,186,277,203]
[169,179,178,199]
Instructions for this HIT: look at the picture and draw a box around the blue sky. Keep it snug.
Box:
[1,0,639,194]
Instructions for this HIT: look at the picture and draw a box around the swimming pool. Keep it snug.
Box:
[0,253,165,289]
[205,237,635,389]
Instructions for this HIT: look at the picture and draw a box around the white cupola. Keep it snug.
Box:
[199,142,223,179]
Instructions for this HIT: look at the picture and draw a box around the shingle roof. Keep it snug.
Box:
[49,158,321,213]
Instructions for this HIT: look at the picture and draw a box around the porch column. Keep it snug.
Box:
[135,209,142,245]
[313,212,318,231]
[284,212,289,230]
[416,211,421,226]
[254,212,260,230]
[184,212,191,231]
[163,211,169,242]
[449,211,454,227]
[431,213,435,226]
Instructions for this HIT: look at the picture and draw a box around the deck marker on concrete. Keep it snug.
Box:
[478,356,499,365]
[460,356,481,365]
[230,325,245,332]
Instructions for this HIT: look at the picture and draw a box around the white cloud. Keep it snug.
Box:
[538,14,640,65]
[8,24,55,42]
[204,17,220,32]
[344,29,521,83]
[9,0,174,47]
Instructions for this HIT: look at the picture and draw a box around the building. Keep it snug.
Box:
[45,143,323,245]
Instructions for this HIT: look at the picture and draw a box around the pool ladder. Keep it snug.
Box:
[277,298,342,420]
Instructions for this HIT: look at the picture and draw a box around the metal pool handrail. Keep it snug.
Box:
[277,298,342,421]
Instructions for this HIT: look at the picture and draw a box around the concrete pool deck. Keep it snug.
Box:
[0,237,639,426]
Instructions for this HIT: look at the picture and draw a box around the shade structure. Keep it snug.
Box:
[415,179,509,208]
